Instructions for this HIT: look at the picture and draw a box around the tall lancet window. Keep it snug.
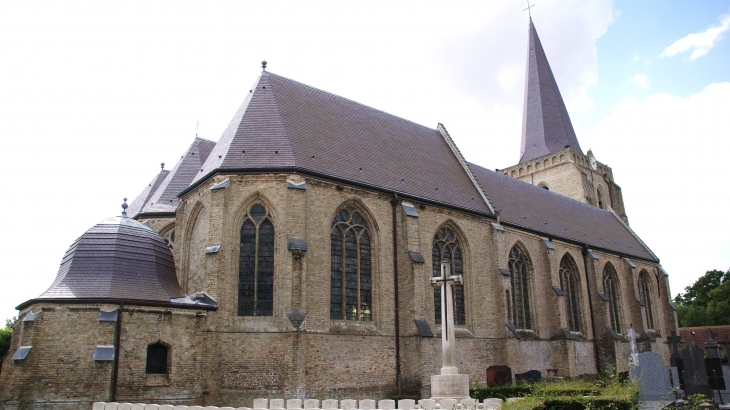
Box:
[238,204,275,316]
[330,207,372,321]
[432,228,465,325]
[509,245,532,329]
[638,270,655,330]
[603,264,622,332]
[559,254,582,332]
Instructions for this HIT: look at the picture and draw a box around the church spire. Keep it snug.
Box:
[519,18,582,164]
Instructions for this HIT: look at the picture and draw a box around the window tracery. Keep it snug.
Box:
[238,204,275,317]
[509,245,532,329]
[432,227,465,325]
[559,254,582,332]
[330,207,372,321]
[603,263,622,332]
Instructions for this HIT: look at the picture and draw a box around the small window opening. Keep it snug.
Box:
[146,342,169,374]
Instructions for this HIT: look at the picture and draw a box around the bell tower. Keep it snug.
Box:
[500,18,628,223]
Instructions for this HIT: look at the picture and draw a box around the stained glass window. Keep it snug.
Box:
[560,254,581,332]
[603,263,621,332]
[146,342,168,374]
[238,204,275,316]
[330,207,372,321]
[638,270,655,330]
[432,227,465,325]
[509,245,532,329]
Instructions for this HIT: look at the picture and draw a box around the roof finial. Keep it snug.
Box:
[161,162,165,170]
[523,0,535,19]
[121,197,128,217]
[261,60,267,71]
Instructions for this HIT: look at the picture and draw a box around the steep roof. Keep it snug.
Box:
[520,18,583,164]
[468,162,658,262]
[192,71,492,214]
[129,137,215,217]
[29,216,186,304]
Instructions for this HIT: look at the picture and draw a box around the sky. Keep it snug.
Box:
[1,0,728,321]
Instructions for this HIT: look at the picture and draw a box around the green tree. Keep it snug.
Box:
[675,269,730,327]
[0,317,16,360]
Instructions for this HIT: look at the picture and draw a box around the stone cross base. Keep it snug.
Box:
[430,373,470,401]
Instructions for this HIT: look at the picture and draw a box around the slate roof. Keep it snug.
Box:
[190,72,492,215]
[520,18,582,164]
[23,216,187,306]
[128,137,215,217]
[468,162,658,262]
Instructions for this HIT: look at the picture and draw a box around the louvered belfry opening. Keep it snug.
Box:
[639,270,655,329]
[330,207,372,321]
[603,263,622,332]
[432,227,465,326]
[238,204,275,317]
[560,254,582,332]
[509,245,532,330]
[146,342,168,374]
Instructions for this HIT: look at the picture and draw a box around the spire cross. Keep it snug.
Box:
[523,0,536,18]
[430,261,463,374]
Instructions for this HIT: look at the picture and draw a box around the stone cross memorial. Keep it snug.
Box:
[430,261,470,400]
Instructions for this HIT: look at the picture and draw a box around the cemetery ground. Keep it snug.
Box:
[470,376,642,409]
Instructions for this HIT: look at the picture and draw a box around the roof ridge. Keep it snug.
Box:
[608,206,659,261]
[194,136,216,144]
[265,71,439,135]
[437,123,495,215]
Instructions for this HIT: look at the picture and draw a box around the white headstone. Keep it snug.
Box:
[270,399,285,409]
[359,400,376,410]
[304,399,319,409]
[460,399,476,410]
[159,406,174,410]
[378,400,395,410]
[439,399,457,410]
[235,408,253,410]
[626,327,640,366]
[482,399,502,410]
[203,407,219,410]
[322,400,338,410]
[145,405,161,410]
[173,406,189,410]
[418,400,435,410]
[189,406,203,410]
[287,399,303,409]
[340,400,357,410]
[253,399,269,410]
[131,405,146,410]
[398,399,416,410]
[118,404,133,410]
[220,408,237,410]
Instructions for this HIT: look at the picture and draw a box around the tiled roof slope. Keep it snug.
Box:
[130,137,215,217]
[126,169,169,218]
[194,72,491,215]
[520,18,582,164]
[32,216,185,303]
[468,162,658,262]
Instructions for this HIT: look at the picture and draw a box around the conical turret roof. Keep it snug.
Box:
[520,18,583,164]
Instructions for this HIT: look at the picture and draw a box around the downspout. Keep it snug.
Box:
[391,193,402,396]
[581,249,602,374]
[111,303,123,402]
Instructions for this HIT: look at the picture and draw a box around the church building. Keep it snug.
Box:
[1,19,678,409]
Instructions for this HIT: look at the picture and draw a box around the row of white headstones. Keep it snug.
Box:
[92,398,507,410]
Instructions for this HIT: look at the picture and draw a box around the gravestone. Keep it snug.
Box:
[340,400,356,410]
[629,351,672,401]
[253,399,268,410]
[397,399,416,410]
[439,399,458,410]
[482,399,502,410]
[304,400,319,409]
[359,400,375,410]
[486,365,512,387]
[322,400,338,410]
[705,330,727,392]
[417,399,435,410]
[287,400,303,410]
[270,399,285,409]
[460,398,477,410]
[682,343,714,399]
[667,331,685,390]
[378,400,395,410]
[514,370,541,384]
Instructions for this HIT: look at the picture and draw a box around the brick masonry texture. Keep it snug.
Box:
[0,173,677,409]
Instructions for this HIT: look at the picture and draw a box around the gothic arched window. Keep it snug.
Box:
[146,342,169,374]
[330,207,372,321]
[238,204,275,317]
[559,254,582,332]
[432,227,465,325]
[638,270,655,330]
[603,263,622,332]
[597,187,605,209]
[509,245,532,329]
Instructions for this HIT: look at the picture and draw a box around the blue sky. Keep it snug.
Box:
[0,1,728,321]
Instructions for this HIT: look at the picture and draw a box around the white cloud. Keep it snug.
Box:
[632,74,650,89]
[661,14,730,60]
[584,83,730,295]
